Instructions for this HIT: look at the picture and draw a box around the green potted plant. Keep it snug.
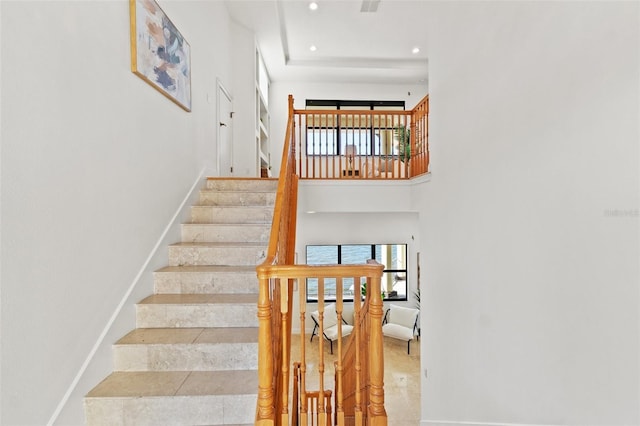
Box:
[360,281,384,300]
[394,124,411,162]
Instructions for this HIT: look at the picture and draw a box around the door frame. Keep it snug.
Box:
[216,79,233,176]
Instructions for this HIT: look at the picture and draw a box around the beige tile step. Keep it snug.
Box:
[190,205,274,224]
[84,370,257,425]
[153,265,258,294]
[136,294,258,328]
[167,242,267,267]
[205,177,278,192]
[113,327,258,372]
[181,223,271,243]
[198,189,276,207]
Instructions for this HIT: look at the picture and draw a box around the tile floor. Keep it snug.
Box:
[289,334,421,425]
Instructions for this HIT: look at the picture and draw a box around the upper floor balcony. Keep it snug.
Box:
[289,94,429,181]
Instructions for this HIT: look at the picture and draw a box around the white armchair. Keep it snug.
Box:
[310,303,353,354]
[362,157,409,179]
[382,304,420,354]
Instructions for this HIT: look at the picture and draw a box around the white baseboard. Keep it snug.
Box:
[47,169,207,426]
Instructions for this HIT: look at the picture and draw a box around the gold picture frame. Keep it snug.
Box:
[130,0,192,112]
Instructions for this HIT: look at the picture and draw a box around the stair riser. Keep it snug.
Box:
[198,191,276,207]
[181,224,271,243]
[113,343,258,372]
[205,179,277,192]
[84,394,257,426]
[168,246,267,266]
[191,206,273,224]
[153,271,258,294]
[136,304,257,328]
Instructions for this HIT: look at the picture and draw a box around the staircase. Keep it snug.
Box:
[84,178,278,426]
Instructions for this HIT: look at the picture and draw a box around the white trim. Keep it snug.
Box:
[46,169,207,426]
[298,172,431,189]
[0,3,4,424]
[410,171,432,185]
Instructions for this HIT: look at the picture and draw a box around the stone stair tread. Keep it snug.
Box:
[198,190,276,200]
[155,265,257,273]
[167,242,267,267]
[200,187,276,192]
[189,207,273,224]
[183,223,270,227]
[116,327,258,345]
[204,179,276,182]
[197,189,276,207]
[191,204,273,209]
[85,370,258,398]
[153,266,259,295]
[139,293,257,305]
[205,177,278,181]
[169,241,267,248]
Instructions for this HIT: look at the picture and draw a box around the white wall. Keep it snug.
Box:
[417,1,639,425]
[0,1,233,424]
[231,22,258,177]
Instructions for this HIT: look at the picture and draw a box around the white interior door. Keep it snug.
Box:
[217,81,233,176]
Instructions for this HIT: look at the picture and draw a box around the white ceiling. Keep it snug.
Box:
[224,0,430,85]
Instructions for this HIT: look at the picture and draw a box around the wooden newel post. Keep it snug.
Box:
[256,270,275,425]
[288,94,294,117]
[367,264,387,426]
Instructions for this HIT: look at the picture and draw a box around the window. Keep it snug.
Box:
[305,244,408,302]
[305,100,405,157]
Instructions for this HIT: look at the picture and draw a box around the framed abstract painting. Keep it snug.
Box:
[130,0,192,112]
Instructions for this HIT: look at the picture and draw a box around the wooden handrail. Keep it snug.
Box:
[256,94,416,425]
[256,95,298,426]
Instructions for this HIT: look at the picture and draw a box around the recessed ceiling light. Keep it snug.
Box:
[310,45,317,52]
[309,2,318,11]
[412,47,420,54]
